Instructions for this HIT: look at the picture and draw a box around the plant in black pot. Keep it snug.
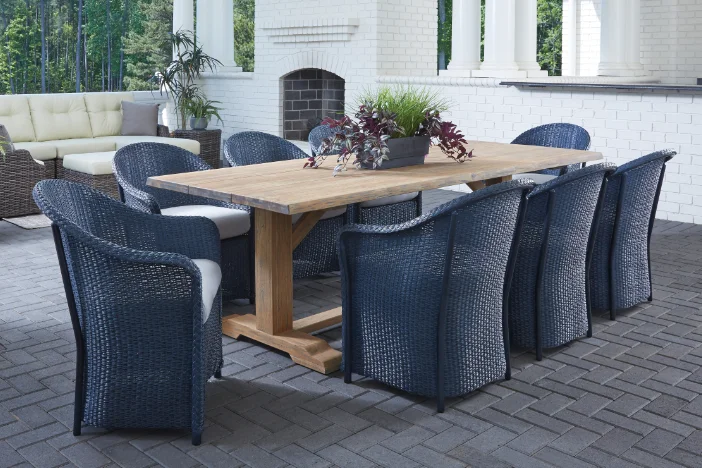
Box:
[305,86,472,176]
[185,95,223,130]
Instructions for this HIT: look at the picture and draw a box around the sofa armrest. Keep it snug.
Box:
[2,149,46,177]
[157,125,171,138]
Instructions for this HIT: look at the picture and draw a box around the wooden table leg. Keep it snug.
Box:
[485,175,512,186]
[221,209,342,374]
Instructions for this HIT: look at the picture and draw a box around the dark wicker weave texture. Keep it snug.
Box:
[32,180,222,445]
[224,131,346,278]
[0,149,45,218]
[62,169,120,200]
[512,123,592,175]
[309,125,422,226]
[589,150,676,316]
[173,129,222,169]
[509,164,615,357]
[113,143,252,300]
[339,179,533,411]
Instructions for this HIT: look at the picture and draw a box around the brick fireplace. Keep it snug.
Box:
[283,69,345,141]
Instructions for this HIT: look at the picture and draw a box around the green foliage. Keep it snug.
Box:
[234,0,254,72]
[155,30,221,129]
[537,0,562,76]
[185,95,222,124]
[357,86,450,138]
[123,0,172,90]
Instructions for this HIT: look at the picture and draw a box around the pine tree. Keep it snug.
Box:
[122,0,171,90]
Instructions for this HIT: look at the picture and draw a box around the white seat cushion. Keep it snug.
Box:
[191,259,222,324]
[292,206,347,223]
[28,93,94,141]
[108,136,201,155]
[513,173,557,185]
[13,142,58,161]
[63,152,116,175]
[51,138,117,158]
[0,95,36,142]
[161,205,251,240]
[359,192,419,208]
[84,92,134,137]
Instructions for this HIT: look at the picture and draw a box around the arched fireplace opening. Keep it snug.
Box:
[283,69,345,141]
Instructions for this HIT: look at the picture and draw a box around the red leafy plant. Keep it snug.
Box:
[304,87,473,176]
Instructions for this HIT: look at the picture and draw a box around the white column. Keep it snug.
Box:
[440,0,481,77]
[564,0,578,76]
[173,0,194,34]
[196,0,241,71]
[474,0,526,78]
[626,0,645,75]
[598,0,644,76]
[514,0,547,77]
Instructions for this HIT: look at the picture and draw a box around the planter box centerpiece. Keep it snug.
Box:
[305,86,473,176]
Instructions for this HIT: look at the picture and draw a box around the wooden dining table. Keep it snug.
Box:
[147,141,602,374]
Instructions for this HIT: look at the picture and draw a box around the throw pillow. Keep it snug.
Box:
[121,101,159,136]
[0,124,15,155]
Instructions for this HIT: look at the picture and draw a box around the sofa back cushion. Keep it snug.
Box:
[85,92,134,137]
[28,94,93,141]
[0,95,36,142]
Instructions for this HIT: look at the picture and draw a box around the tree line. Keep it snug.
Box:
[0,0,255,95]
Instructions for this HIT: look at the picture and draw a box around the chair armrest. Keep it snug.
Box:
[1,149,46,177]
[157,125,171,137]
[114,172,161,214]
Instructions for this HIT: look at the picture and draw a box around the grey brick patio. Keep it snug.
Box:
[2,189,702,467]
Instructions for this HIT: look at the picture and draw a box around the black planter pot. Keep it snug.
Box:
[363,136,430,170]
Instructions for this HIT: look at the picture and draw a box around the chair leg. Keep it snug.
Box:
[192,431,202,446]
[344,365,352,384]
[214,370,222,379]
[437,395,445,413]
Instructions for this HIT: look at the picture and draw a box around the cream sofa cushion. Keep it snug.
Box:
[0,95,36,142]
[191,259,222,323]
[28,94,93,141]
[85,92,134,138]
[161,205,251,239]
[63,151,116,175]
[13,142,58,161]
[51,138,117,158]
[108,136,201,155]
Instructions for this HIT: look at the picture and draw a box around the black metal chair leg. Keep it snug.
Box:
[437,395,445,413]
[192,431,201,446]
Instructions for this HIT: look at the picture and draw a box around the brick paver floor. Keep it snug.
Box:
[2,189,702,467]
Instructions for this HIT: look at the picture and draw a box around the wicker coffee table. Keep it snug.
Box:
[173,129,222,169]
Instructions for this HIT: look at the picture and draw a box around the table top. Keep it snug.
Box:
[147,141,602,215]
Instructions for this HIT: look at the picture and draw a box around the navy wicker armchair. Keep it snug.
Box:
[113,143,252,300]
[33,180,223,445]
[308,125,423,226]
[512,123,592,178]
[589,150,676,319]
[509,164,615,360]
[224,131,347,278]
[340,179,533,412]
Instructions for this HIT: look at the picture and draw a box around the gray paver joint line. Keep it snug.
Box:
[2,195,702,467]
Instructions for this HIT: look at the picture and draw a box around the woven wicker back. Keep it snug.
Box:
[32,179,198,430]
[512,124,591,176]
[509,163,615,349]
[224,131,309,167]
[308,125,337,156]
[340,179,533,397]
[590,150,676,310]
[113,143,212,211]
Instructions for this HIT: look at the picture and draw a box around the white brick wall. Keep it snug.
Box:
[563,0,702,84]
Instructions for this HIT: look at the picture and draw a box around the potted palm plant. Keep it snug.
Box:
[153,30,221,130]
[185,95,223,130]
[306,86,472,176]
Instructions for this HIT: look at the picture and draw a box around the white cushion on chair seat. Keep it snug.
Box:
[359,192,419,208]
[161,205,251,240]
[292,206,347,223]
[191,259,221,323]
[512,173,557,185]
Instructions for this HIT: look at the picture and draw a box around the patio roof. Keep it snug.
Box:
[1,189,702,467]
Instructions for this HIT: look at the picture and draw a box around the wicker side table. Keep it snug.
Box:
[173,129,222,169]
